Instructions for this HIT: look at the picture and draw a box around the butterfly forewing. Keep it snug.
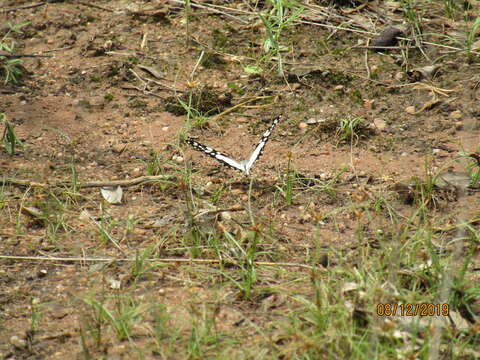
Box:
[186,139,246,173]
[245,115,281,173]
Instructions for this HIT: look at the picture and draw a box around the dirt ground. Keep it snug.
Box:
[1,0,479,359]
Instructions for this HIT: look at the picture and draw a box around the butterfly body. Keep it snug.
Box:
[186,115,281,176]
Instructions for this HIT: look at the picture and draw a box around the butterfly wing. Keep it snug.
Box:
[186,139,246,174]
[244,115,281,173]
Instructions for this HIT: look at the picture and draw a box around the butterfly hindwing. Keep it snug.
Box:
[186,139,245,173]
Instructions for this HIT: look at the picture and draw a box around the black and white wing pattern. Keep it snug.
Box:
[186,115,282,175]
[244,115,281,174]
[186,139,245,173]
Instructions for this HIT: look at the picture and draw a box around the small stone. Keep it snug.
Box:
[172,155,183,163]
[394,72,405,81]
[112,144,126,153]
[334,85,344,91]
[302,213,312,221]
[373,119,387,131]
[133,228,147,235]
[405,106,416,114]
[220,212,232,220]
[108,278,121,290]
[449,110,462,119]
[37,269,48,278]
[298,122,308,129]
[10,336,26,349]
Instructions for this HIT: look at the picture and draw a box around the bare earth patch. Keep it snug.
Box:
[1,1,479,359]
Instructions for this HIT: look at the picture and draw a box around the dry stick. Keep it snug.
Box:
[190,50,205,79]
[210,96,272,121]
[130,69,180,92]
[76,1,114,12]
[432,217,480,232]
[42,45,75,53]
[129,68,148,91]
[0,52,53,58]
[168,0,249,24]
[0,2,46,13]
[193,207,245,220]
[298,19,376,36]
[87,214,126,255]
[1,174,175,189]
[0,255,317,270]
[364,39,370,80]
[352,45,418,50]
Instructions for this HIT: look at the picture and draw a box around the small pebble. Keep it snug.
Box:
[449,110,462,119]
[405,106,416,114]
[10,336,26,349]
[172,155,183,163]
[373,119,387,131]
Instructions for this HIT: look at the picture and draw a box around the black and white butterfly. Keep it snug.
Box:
[186,115,282,176]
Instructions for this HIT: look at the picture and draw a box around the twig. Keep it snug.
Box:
[167,0,249,24]
[87,214,126,255]
[298,19,376,36]
[193,207,245,220]
[0,254,318,270]
[129,69,148,91]
[364,39,370,79]
[351,45,417,50]
[432,217,480,232]
[190,50,204,79]
[129,69,180,92]
[0,2,46,13]
[77,1,114,12]
[42,46,75,53]
[211,96,272,121]
[0,52,53,58]
[1,175,175,189]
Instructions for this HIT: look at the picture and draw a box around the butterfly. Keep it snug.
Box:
[186,115,282,176]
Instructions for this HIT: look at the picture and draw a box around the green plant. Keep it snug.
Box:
[30,298,42,333]
[465,16,480,57]
[1,113,22,155]
[257,0,304,76]
[443,0,458,19]
[146,150,166,176]
[336,116,363,144]
[187,303,220,359]
[0,21,30,84]
[130,248,162,282]
[459,151,480,187]
[276,153,296,205]
[83,295,143,342]
[401,0,423,40]
[209,184,226,205]
[219,229,260,300]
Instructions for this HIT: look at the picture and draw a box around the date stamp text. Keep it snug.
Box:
[376,303,449,317]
